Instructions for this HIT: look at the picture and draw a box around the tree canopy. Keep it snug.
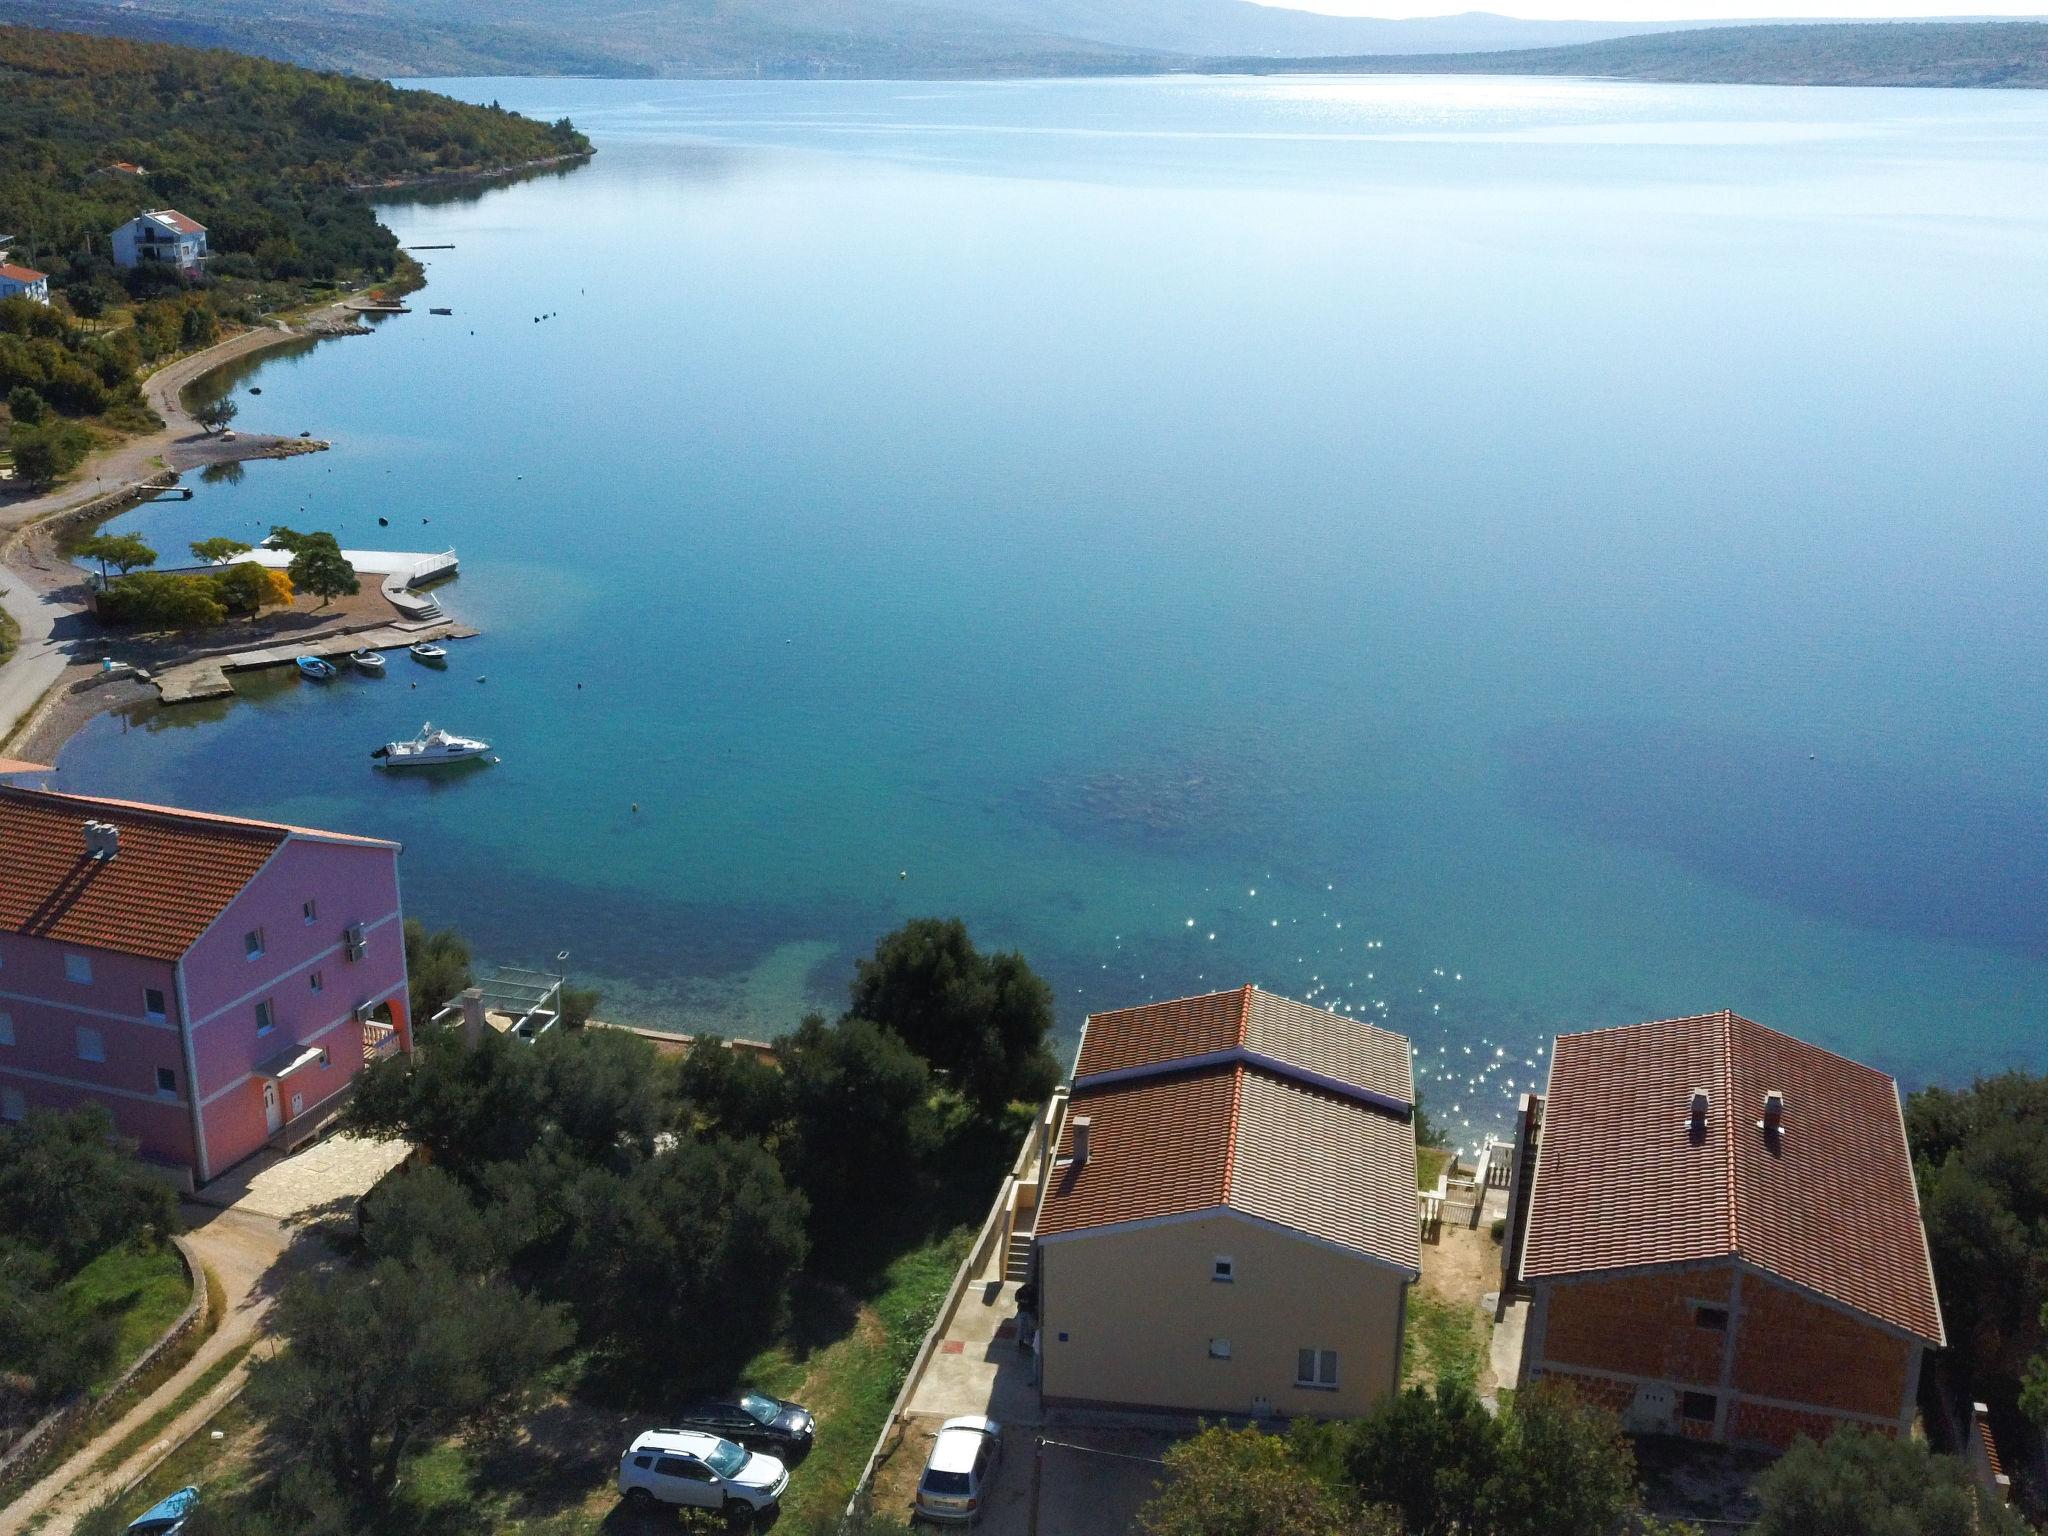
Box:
[1906,1072,2048,1427]
[1752,1428,2029,1536]
[849,916,1062,1111]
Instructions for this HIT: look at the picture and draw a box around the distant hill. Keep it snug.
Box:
[1,1,2043,83]
[0,0,1687,78]
[1242,20,2048,87]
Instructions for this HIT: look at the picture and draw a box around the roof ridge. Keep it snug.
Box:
[1720,1010,1740,1259]
[1221,1063,1246,1205]
[1236,983,1253,1049]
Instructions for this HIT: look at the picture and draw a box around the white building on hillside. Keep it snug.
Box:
[111,209,208,274]
[0,259,49,304]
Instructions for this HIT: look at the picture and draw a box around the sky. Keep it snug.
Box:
[1256,0,2043,17]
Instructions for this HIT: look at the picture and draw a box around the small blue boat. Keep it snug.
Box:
[295,656,338,682]
[126,1486,198,1535]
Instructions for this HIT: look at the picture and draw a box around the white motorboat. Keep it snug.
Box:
[371,722,491,769]
[409,641,448,666]
[351,649,386,676]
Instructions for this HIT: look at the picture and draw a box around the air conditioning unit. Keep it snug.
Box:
[352,1002,377,1023]
[343,923,366,961]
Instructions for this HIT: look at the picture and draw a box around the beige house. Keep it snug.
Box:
[1033,985,1420,1418]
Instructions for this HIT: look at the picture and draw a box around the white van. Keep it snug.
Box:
[618,1428,789,1517]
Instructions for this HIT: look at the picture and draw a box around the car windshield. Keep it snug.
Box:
[706,1440,750,1478]
[923,1471,973,1497]
[739,1392,779,1424]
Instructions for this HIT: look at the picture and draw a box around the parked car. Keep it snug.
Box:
[670,1389,816,1451]
[618,1429,789,1519]
[125,1488,199,1536]
[914,1416,1002,1525]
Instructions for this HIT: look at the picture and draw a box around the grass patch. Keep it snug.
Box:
[57,1241,193,1397]
[0,602,18,667]
[72,1399,260,1536]
[1403,1290,1487,1394]
[745,1229,968,1528]
[89,1338,253,1478]
[1418,1144,1450,1191]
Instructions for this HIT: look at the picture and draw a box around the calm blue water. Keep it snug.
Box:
[63,77,2048,1150]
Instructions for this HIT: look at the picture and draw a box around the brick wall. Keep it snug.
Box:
[1535,1368,1637,1414]
[1730,1398,1896,1450]
[1540,1265,1733,1386]
[1734,1275,1910,1420]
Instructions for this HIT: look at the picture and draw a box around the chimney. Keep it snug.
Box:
[458,986,487,1047]
[1688,1090,1709,1134]
[1070,1116,1092,1166]
[1763,1091,1785,1140]
[83,821,120,861]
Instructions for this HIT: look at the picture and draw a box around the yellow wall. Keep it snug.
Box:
[1040,1212,1409,1417]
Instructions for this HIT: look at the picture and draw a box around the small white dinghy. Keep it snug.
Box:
[371,722,491,769]
[409,642,448,666]
[351,649,386,676]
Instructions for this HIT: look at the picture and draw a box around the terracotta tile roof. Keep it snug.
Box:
[0,263,46,284]
[1075,985,1413,1110]
[1232,1068,1422,1272]
[1073,989,1243,1079]
[1522,1011,1944,1345]
[1037,1068,1237,1239]
[145,209,205,234]
[0,787,394,961]
[1039,1061,1421,1274]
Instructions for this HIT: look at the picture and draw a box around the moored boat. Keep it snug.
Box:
[371,722,491,769]
[409,641,448,666]
[351,649,386,676]
[295,656,338,681]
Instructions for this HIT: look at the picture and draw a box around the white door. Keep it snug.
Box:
[263,1081,282,1133]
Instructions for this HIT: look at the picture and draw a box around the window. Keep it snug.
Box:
[0,1012,12,1046]
[1296,1348,1339,1389]
[65,952,93,984]
[302,900,318,924]
[1208,1338,1232,1359]
[1,1087,23,1121]
[290,1091,304,1117]
[1681,1391,1717,1424]
[244,929,265,960]
[309,971,324,994]
[254,1000,275,1036]
[76,1026,105,1063]
[144,988,168,1021]
[655,1457,707,1482]
[1694,1305,1729,1331]
[157,1067,177,1096]
[1213,1256,1235,1283]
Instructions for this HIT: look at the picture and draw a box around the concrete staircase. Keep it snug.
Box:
[1004,1230,1034,1283]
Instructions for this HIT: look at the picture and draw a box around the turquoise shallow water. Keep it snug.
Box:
[61,76,2048,1151]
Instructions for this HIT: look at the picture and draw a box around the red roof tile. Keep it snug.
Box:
[1075,985,1413,1109]
[0,787,393,961]
[1037,1068,1237,1239]
[0,263,46,284]
[1523,1011,1943,1345]
[146,209,205,234]
[1041,1047,1421,1272]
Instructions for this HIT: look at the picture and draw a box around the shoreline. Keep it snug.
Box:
[0,290,422,762]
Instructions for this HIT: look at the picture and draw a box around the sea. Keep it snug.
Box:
[59,76,2048,1152]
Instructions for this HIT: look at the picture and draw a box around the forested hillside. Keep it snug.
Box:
[0,27,589,486]
[0,27,589,292]
[1244,21,2048,89]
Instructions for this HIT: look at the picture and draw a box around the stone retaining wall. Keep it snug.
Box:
[0,1234,207,1500]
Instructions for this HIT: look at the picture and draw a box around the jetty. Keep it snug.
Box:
[153,619,478,704]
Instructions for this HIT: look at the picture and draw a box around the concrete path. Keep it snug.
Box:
[0,306,358,745]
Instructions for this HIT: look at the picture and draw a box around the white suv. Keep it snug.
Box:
[618,1428,789,1518]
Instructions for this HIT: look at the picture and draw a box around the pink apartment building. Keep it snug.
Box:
[0,782,411,1185]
